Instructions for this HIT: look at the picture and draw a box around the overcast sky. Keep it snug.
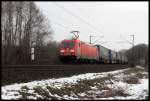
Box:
[35,1,148,51]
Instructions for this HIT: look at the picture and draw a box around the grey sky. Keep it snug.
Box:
[35,1,148,51]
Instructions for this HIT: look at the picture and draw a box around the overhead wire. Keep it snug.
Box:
[70,3,111,45]
[37,6,71,32]
[71,3,105,31]
[120,35,132,45]
[53,2,103,34]
[50,20,70,30]
[47,9,81,29]
[71,3,124,47]
[42,9,75,30]
[72,3,117,35]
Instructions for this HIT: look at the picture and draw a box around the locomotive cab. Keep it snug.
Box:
[59,39,80,62]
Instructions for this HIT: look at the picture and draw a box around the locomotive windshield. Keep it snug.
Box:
[61,42,74,48]
[62,42,67,48]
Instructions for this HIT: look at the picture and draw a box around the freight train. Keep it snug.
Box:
[59,38,128,64]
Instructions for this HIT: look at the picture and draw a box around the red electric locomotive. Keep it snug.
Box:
[59,39,99,63]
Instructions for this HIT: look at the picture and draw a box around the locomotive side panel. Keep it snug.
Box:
[90,45,99,60]
[80,42,98,60]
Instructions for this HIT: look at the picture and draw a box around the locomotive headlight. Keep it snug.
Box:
[60,50,65,52]
[70,49,75,52]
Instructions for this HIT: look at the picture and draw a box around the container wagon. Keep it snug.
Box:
[109,50,117,64]
[95,45,109,64]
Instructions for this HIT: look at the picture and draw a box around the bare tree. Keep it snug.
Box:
[1,1,53,65]
[125,44,148,67]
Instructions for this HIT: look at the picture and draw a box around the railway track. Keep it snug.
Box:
[2,64,130,86]
[2,64,129,68]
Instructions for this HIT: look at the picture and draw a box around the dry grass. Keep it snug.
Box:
[99,87,129,98]
[19,86,35,100]
[122,67,148,84]
[30,75,115,99]
[135,71,148,79]
[124,67,144,75]
[135,72,145,79]
[33,86,53,100]
[79,86,129,99]
[21,86,29,90]
[18,71,141,99]
[123,76,140,84]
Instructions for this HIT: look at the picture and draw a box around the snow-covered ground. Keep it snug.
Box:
[1,66,149,100]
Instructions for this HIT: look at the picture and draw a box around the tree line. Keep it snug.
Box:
[124,43,148,68]
[1,1,54,65]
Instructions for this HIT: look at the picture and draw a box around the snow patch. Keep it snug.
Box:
[1,66,148,100]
